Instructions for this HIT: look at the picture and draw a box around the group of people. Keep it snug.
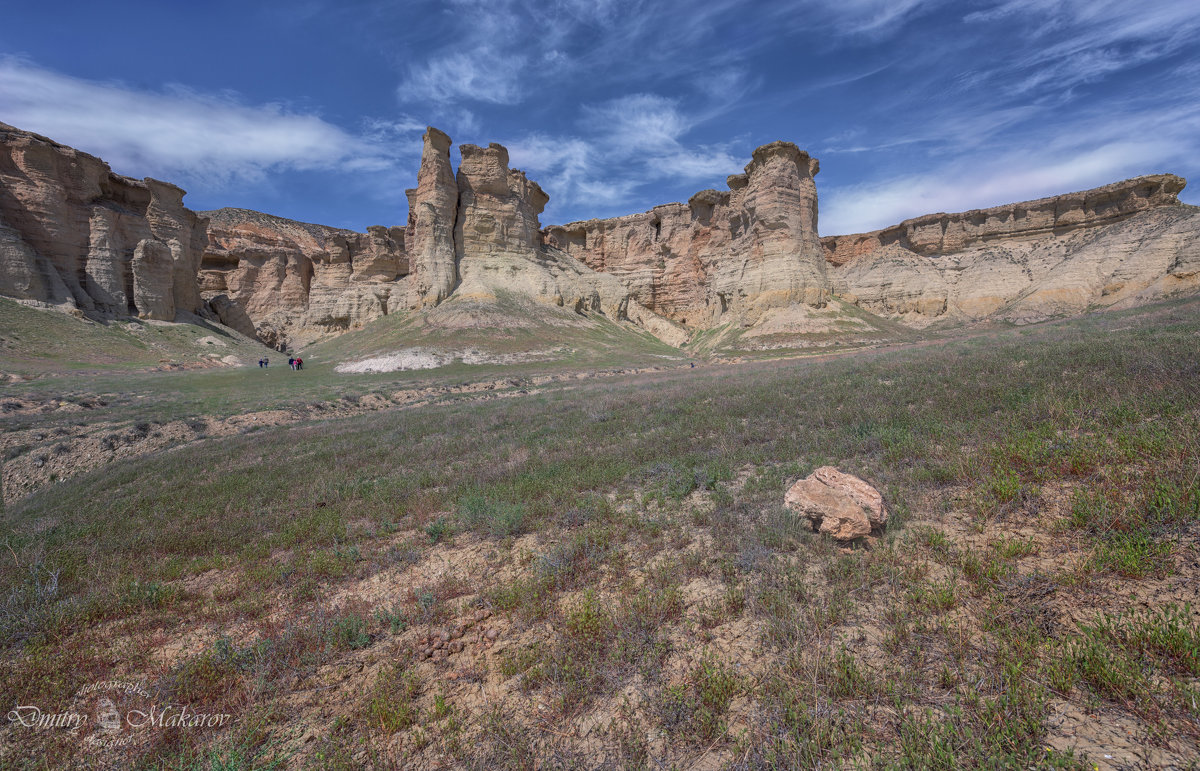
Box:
[257,355,303,370]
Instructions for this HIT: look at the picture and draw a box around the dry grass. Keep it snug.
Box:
[1,297,1198,768]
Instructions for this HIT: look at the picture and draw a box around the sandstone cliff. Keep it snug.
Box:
[823,176,1200,325]
[4,119,1197,352]
[198,208,407,348]
[449,141,637,324]
[199,126,670,348]
[406,127,458,309]
[545,141,829,330]
[0,122,207,321]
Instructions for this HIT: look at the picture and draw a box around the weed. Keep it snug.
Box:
[328,615,372,650]
[457,495,528,538]
[425,516,453,544]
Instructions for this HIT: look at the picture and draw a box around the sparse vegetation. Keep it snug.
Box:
[2,296,1199,767]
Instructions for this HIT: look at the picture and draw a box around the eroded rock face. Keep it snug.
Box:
[825,175,1200,325]
[544,141,828,329]
[784,466,887,541]
[195,127,658,347]
[198,208,408,348]
[0,122,207,320]
[406,127,459,309]
[451,142,635,321]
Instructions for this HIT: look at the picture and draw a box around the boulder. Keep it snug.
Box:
[205,293,258,339]
[784,466,886,541]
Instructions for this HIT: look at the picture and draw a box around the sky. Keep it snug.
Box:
[1,0,1198,235]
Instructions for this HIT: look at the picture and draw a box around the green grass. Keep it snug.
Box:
[3,295,1200,767]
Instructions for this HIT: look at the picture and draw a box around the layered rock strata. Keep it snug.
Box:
[823,175,1200,325]
[545,141,829,329]
[406,127,458,309]
[449,142,636,322]
[4,118,1198,348]
[0,122,207,321]
[198,208,407,347]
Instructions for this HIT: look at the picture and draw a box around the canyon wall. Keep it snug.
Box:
[545,141,828,329]
[0,122,207,321]
[823,175,1200,325]
[198,126,659,347]
[198,208,407,347]
[3,119,1197,350]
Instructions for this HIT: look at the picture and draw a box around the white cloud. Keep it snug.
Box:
[962,0,1200,99]
[582,94,688,152]
[821,126,1196,235]
[400,48,527,105]
[0,57,411,185]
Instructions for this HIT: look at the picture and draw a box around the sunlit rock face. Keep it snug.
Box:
[405,127,458,310]
[4,118,1197,346]
[545,141,829,330]
[822,175,1200,325]
[198,208,407,348]
[0,122,207,321]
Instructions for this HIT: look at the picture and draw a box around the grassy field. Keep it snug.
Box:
[1,296,1198,768]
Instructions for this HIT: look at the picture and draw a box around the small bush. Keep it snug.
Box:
[365,664,420,733]
[329,615,372,650]
[457,495,528,538]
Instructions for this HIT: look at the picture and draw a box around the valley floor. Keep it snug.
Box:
[1,298,1198,769]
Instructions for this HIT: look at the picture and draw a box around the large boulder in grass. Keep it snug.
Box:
[784,466,887,541]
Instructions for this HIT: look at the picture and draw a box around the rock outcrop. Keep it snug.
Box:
[450,142,636,321]
[406,127,458,309]
[4,119,1197,349]
[824,175,1200,325]
[198,208,407,348]
[544,141,829,329]
[0,122,207,321]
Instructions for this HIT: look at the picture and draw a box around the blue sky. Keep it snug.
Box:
[2,0,1198,235]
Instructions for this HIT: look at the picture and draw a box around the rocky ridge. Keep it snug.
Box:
[2,119,1198,349]
[822,175,1200,325]
[545,141,829,330]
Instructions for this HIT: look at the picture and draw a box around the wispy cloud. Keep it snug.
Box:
[821,102,1200,234]
[0,57,419,185]
[962,0,1200,99]
[505,92,743,221]
[400,48,527,105]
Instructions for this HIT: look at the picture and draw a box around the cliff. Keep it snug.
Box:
[3,119,1197,349]
[545,141,828,329]
[823,175,1200,325]
[198,208,407,347]
[0,122,207,321]
[388,128,681,342]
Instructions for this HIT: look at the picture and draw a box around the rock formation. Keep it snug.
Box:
[449,142,636,322]
[3,119,1197,350]
[544,141,828,329]
[823,175,1200,325]
[784,466,887,542]
[198,208,407,348]
[406,127,458,309]
[0,122,207,321]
